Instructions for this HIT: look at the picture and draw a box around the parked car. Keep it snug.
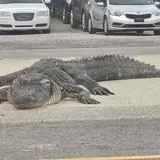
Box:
[50,0,71,24]
[87,0,160,35]
[70,0,89,32]
[0,0,51,33]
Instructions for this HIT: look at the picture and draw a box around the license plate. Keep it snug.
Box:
[134,18,144,22]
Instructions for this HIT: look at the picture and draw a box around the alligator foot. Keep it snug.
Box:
[90,86,115,95]
[78,90,100,104]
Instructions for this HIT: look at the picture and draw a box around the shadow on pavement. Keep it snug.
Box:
[0,30,41,36]
[96,30,154,36]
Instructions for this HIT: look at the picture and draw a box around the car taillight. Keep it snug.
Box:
[88,0,91,7]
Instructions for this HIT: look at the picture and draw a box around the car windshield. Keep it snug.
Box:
[109,0,154,5]
[0,0,42,4]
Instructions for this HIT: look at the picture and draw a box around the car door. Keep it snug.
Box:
[91,0,106,29]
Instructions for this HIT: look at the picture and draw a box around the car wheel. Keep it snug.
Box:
[154,30,160,35]
[136,30,144,34]
[88,16,96,34]
[50,1,55,18]
[62,4,70,24]
[82,11,88,32]
[70,9,79,28]
[103,17,112,35]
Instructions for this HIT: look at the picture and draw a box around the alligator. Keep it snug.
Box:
[0,54,160,109]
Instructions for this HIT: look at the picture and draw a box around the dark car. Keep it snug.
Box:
[70,0,89,32]
[50,0,71,24]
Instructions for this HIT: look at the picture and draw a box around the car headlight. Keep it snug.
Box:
[152,10,160,16]
[37,10,49,16]
[0,11,10,17]
[109,10,123,17]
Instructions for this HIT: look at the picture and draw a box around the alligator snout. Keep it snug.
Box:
[11,92,42,109]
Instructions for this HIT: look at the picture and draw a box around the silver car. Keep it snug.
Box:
[87,0,160,35]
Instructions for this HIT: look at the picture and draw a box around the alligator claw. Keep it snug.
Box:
[77,90,100,104]
[78,97,100,104]
[90,86,114,95]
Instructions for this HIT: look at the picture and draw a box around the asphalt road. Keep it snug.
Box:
[0,47,160,59]
[1,17,160,160]
[1,119,160,160]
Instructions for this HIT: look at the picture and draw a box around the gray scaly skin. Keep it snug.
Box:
[0,54,160,109]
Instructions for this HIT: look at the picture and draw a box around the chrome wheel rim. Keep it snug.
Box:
[82,13,85,30]
[88,18,91,32]
[62,7,65,21]
[104,18,108,34]
[51,3,54,15]
[70,10,73,26]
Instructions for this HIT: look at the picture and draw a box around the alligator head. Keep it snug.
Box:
[7,73,61,109]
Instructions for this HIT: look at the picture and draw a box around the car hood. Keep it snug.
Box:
[0,3,47,12]
[109,4,158,13]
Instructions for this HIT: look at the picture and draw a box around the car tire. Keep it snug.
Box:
[103,17,112,35]
[50,1,55,18]
[62,4,70,24]
[154,30,160,35]
[136,30,144,34]
[70,9,79,28]
[88,16,96,34]
[82,11,88,32]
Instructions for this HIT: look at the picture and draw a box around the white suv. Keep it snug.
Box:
[88,0,160,35]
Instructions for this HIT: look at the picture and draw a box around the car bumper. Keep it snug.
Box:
[108,14,160,31]
[0,16,50,31]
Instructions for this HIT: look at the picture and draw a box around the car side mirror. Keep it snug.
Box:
[155,1,160,7]
[97,2,105,7]
[44,0,51,4]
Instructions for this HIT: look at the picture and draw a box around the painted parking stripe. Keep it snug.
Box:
[31,155,160,160]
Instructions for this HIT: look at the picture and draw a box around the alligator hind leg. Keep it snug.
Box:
[77,73,115,96]
[0,86,9,103]
[60,64,114,96]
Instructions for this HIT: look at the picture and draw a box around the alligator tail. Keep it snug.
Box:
[68,55,160,81]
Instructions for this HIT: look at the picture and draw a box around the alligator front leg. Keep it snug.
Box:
[40,67,100,104]
[60,83,100,104]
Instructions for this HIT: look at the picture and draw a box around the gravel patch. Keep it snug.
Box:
[0,32,160,50]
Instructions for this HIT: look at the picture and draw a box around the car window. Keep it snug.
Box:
[109,0,154,5]
[0,0,43,4]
